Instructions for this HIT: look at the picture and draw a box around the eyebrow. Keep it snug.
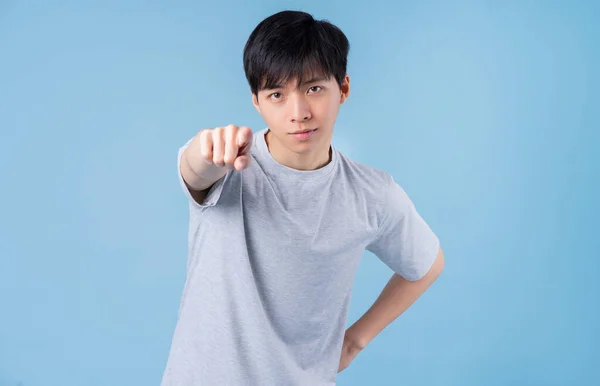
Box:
[266,76,327,91]
[299,76,327,86]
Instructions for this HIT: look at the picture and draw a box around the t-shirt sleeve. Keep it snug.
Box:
[177,138,229,209]
[366,175,440,281]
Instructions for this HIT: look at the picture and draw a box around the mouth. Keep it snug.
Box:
[290,128,317,134]
[289,128,317,140]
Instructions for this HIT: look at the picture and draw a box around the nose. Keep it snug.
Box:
[289,94,311,123]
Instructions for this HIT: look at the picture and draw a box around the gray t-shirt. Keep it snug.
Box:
[161,128,439,386]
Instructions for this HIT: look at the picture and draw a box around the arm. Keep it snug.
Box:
[337,177,442,373]
[347,246,444,350]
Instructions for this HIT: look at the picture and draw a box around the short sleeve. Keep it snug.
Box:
[366,176,440,281]
[177,138,230,209]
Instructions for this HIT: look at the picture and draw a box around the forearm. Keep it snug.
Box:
[346,247,444,349]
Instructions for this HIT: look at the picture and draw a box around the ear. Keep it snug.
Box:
[252,92,261,113]
[340,74,351,104]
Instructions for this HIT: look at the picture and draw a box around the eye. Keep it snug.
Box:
[308,86,322,93]
[269,92,283,100]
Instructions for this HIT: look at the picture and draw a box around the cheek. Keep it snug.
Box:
[321,99,341,119]
[259,106,281,123]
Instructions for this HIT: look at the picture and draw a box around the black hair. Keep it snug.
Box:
[243,10,350,96]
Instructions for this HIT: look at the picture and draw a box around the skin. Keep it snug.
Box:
[252,73,350,171]
[179,73,349,204]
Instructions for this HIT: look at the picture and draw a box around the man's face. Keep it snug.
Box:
[252,73,350,155]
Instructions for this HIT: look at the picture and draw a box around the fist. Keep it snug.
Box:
[199,125,253,171]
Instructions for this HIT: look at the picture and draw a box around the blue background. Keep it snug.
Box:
[1,1,598,385]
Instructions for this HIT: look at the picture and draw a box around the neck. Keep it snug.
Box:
[265,129,332,171]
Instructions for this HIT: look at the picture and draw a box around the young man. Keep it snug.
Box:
[162,10,444,386]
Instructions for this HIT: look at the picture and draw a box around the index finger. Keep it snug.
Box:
[236,126,253,153]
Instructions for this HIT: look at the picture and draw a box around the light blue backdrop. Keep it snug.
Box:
[1,1,598,385]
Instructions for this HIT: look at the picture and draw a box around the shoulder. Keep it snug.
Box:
[332,150,399,218]
[334,149,394,191]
